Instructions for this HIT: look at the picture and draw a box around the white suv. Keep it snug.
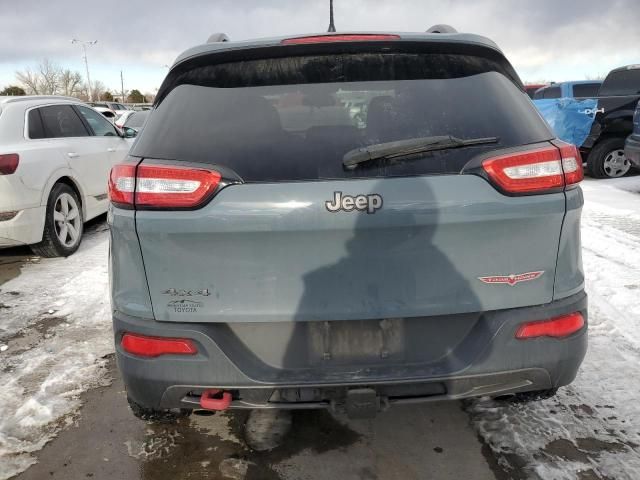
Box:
[0,96,132,257]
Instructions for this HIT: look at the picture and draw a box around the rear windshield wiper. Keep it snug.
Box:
[343,135,499,169]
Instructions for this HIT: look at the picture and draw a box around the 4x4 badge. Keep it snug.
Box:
[325,191,383,214]
[478,271,544,286]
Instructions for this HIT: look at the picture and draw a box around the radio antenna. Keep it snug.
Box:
[328,0,336,32]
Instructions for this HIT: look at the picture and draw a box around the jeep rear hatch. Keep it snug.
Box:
[126,41,570,323]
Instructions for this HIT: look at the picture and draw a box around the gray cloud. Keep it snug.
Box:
[2,0,639,84]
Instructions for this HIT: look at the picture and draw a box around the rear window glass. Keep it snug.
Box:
[542,87,561,99]
[30,105,89,139]
[600,69,640,96]
[125,111,148,128]
[532,89,545,100]
[132,53,552,182]
[27,109,44,139]
[77,105,118,136]
[525,86,541,99]
[573,83,600,98]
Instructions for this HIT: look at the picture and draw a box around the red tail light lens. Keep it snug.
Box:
[121,333,198,358]
[482,143,583,195]
[108,163,136,207]
[0,154,19,175]
[282,34,400,45]
[135,164,221,209]
[108,163,222,209]
[482,146,564,194]
[516,312,585,339]
[557,142,584,186]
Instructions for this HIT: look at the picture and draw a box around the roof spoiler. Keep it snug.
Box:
[207,33,229,43]
[426,24,458,34]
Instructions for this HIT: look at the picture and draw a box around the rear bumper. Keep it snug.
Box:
[0,206,45,247]
[625,134,640,167]
[114,291,587,410]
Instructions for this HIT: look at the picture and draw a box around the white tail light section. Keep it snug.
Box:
[482,143,583,194]
[109,163,221,209]
[502,160,563,179]
[137,177,201,194]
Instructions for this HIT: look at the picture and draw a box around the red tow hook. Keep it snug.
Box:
[200,389,232,411]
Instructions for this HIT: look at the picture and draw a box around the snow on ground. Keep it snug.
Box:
[0,222,113,479]
[469,177,640,480]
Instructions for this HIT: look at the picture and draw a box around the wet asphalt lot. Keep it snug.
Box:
[12,359,501,480]
[1,217,502,480]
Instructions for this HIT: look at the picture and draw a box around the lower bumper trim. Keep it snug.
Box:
[172,367,550,412]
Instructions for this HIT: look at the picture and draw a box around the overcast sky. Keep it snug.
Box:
[2,0,639,94]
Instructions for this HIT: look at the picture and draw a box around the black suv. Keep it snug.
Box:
[583,65,640,178]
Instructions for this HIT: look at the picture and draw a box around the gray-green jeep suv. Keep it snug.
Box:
[108,30,587,420]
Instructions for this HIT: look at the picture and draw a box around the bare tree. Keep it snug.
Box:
[86,80,106,102]
[16,59,87,97]
[15,67,41,95]
[38,59,60,95]
[60,69,83,97]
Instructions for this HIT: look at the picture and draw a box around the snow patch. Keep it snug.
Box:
[0,230,113,480]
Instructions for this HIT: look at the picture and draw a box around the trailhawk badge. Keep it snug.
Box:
[325,191,383,214]
[478,271,544,286]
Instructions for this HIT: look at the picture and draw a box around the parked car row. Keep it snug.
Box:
[529,65,640,178]
[88,101,129,112]
[1,40,634,263]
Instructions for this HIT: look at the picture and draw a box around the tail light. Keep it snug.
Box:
[109,163,221,209]
[556,142,584,187]
[121,333,198,358]
[516,312,585,339]
[281,34,400,45]
[481,143,582,195]
[0,154,19,175]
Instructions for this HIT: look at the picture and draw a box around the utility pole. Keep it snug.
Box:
[121,70,125,104]
[328,0,336,32]
[71,38,98,101]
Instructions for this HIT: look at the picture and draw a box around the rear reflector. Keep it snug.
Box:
[121,333,198,358]
[516,312,585,339]
[109,163,222,209]
[482,143,583,194]
[0,154,19,175]
[282,34,400,45]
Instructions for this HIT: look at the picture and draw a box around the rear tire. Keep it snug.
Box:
[587,138,631,178]
[127,396,192,423]
[31,183,84,258]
